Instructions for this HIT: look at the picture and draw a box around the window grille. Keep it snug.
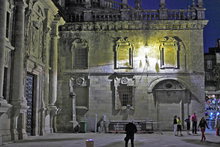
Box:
[118,85,133,106]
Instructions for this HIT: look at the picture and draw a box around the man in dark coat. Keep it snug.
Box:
[124,122,137,147]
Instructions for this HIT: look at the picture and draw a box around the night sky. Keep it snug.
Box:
[126,0,220,53]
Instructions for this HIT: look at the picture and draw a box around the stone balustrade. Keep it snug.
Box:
[66,8,202,22]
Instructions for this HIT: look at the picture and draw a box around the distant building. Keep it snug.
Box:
[204,39,220,129]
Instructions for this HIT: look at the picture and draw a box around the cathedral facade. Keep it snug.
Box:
[0,0,208,144]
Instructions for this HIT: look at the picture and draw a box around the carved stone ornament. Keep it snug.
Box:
[70,76,88,87]
[75,77,85,86]
[121,77,129,85]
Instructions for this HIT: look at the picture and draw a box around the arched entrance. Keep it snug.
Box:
[152,79,191,130]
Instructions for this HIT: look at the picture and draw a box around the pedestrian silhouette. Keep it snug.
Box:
[124,121,137,147]
[198,117,209,141]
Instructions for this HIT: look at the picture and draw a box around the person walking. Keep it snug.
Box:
[191,113,198,134]
[124,121,137,147]
[177,117,183,136]
[198,117,209,142]
[185,115,191,135]
[215,115,220,136]
[173,115,178,136]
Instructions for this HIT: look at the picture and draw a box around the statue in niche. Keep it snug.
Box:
[69,77,79,132]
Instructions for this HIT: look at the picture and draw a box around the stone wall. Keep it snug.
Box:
[57,20,207,131]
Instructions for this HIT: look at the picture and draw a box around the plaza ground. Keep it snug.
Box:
[1,131,220,147]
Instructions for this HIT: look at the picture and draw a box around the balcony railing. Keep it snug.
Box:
[64,0,205,22]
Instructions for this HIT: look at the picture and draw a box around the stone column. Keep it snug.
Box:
[0,1,11,145]
[40,9,51,135]
[0,0,11,109]
[0,0,11,106]
[10,0,28,140]
[0,0,6,101]
[48,15,61,133]
[180,94,184,127]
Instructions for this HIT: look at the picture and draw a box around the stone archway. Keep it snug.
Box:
[152,79,191,130]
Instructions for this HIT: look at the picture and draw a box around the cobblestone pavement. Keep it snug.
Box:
[1,131,220,147]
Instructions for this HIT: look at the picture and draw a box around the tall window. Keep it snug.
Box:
[159,37,180,69]
[74,48,88,68]
[115,37,133,69]
[118,85,133,106]
[71,38,89,69]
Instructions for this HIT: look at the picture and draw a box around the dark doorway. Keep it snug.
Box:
[25,73,35,136]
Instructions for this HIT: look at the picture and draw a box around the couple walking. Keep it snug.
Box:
[190,112,209,142]
[173,115,183,136]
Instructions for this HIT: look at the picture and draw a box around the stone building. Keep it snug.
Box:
[0,0,64,144]
[57,0,208,132]
[204,39,220,128]
[0,0,208,144]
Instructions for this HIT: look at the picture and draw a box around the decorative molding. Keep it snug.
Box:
[60,20,208,32]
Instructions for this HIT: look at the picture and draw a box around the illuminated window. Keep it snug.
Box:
[118,85,133,106]
[71,38,88,69]
[159,37,180,69]
[115,37,133,69]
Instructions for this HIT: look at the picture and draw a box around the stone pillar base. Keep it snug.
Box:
[18,128,27,140]
[10,129,18,141]
[48,105,58,133]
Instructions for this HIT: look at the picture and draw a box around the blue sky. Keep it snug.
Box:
[124,0,220,53]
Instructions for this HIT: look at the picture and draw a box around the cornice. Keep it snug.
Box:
[60,20,208,32]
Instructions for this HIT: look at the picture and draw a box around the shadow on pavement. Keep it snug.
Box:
[183,139,220,147]
[101,141,144,147]
[14,138,84,143]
